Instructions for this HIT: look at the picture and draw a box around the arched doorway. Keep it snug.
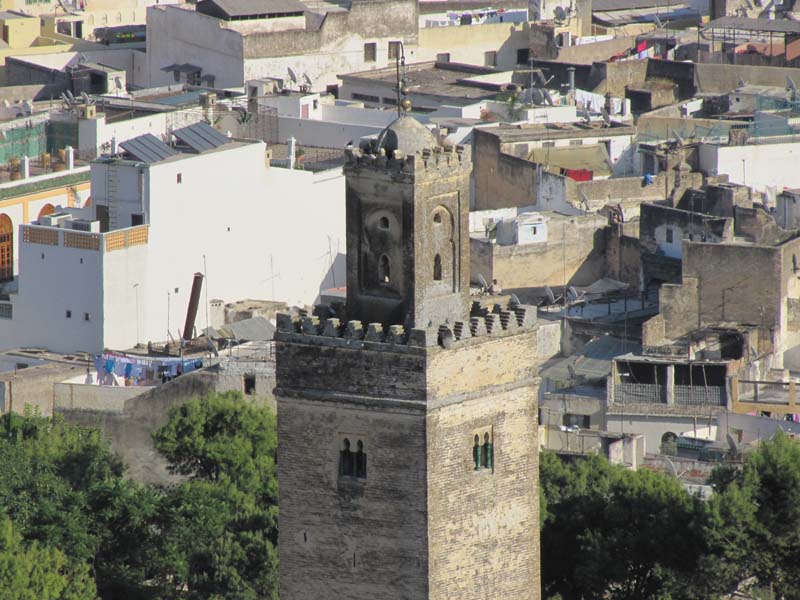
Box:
[0,214,12,281]
[37,204,54,220]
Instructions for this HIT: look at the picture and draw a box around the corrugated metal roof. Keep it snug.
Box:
[200,0,305,18]
[119,134,177,163]
[703,16,800,34]
[204,317,275,341]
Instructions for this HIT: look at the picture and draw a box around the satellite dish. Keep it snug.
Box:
[671,128,685,146]
[726,433,740,453]
[581,109,591,123]
[530,88,544,105]
[287,67,298,84]
[542,88,555,106]
[653,14,663,28]
[568,286,579,301]
[302,72,312,86]
[554,5,567,21]
[601,106,611,124]
[545,286,556,304]
[738,77,746,87]
[477,273,489,290]
[510,293,521,307]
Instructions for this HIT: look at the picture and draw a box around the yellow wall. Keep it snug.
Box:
[0,15,39,49]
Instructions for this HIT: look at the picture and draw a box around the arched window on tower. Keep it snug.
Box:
[339,438,354,476]
[355,440,367,478]
[482,432,493,470]
[433,254,442,281]
[378,254,390,284]
[0,214,12,282]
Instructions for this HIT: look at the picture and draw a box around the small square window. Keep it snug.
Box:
[363,42,376,63]
[388,40,401,60]
[516,48,530,65]
[484,50,497,67]
[176,173,182,184]
[312,99,319,110]
[66,310,72,319]
[84,312,90,321]
[542,141,556,148]
[436,52,451,63]
[569,139,584,146]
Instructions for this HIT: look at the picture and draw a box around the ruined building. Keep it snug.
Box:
[274,115,542,599]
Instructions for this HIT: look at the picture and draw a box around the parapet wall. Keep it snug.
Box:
[343,142,471,181]
[275,300,538,404]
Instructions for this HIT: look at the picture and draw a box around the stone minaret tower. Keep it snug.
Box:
[275,116,541,600]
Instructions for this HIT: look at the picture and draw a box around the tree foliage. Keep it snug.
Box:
[0,393,279,600]
[542,433,800,600]
[152,392,279,600]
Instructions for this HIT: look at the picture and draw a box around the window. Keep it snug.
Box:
[563,414,590,429]
[131,213,144,226]
[542,141,555,148]
[352,92,380,104]
[66,310,72,319]
[433,212,442,224]
[473,431,493,471]
[0,213,12,282]
[531,226,537,236]
[0,303,10,320]
[187,71,201,86]
[363,42,376,62]
[339,438,367,479]
[484,50,497,67]
[433,254,442,281]
[436,53,451,63]
[666,228,674,243]
[569,139,584,146]
[243,374,256,395]
[312,99,319,110]
[84,312,91,321]
[176,173,182,184]
[516,48,530,65]
[379,254,390,284]
[378,216,389,230]
[388,40,401,60]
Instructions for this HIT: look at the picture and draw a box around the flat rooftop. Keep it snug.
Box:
[476,121,637,143]
[340,61,505,103]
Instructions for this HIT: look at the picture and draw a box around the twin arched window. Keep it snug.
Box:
[473,432,493,471]
[340,438,367,479]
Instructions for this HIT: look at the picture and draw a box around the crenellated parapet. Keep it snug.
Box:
[343,143,471,181]
[275,299,536,352]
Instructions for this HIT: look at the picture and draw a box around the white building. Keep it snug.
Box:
[0,124,345,353]
[146,0,419,91]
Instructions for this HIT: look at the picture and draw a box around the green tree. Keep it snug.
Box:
[702,432,800,599]
[0,516,96,600]
[540,452,706,600]
[153,392,279,600]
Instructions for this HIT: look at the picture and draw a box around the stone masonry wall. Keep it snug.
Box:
[277,397,428,600]
[426,354,540,599]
